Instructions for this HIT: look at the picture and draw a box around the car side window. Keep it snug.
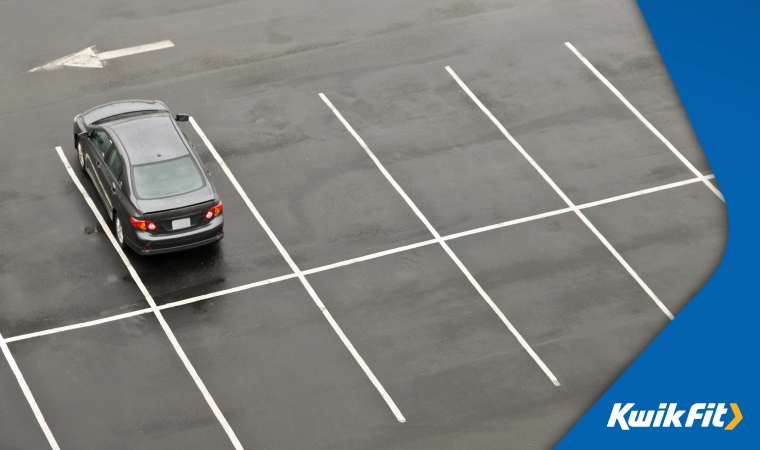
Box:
[91,131,113,158]
[106,148,124,180]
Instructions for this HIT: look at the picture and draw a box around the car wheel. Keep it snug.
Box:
[114,214,126,249]
[77,141,86,173]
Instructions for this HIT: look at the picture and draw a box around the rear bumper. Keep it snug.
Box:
[126,215,224,255]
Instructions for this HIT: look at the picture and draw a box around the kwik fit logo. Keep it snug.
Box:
[608,403,742,430]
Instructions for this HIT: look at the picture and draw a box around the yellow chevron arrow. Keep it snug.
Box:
[725,403,742,430]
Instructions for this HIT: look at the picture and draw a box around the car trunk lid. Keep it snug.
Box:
[138,188,216,233]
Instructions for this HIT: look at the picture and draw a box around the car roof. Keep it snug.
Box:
[108,113,190,166]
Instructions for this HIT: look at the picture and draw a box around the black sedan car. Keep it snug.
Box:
[74,100,223,255]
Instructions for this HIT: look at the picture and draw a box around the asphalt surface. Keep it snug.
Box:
[0,0,727,449]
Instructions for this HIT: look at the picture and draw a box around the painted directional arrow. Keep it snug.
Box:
[29,40,174,72]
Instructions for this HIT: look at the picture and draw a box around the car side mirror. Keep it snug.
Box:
[78,131,90,140]
[175,114,189,122]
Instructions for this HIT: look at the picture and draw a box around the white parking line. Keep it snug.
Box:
[319,93,562,387]
[1,333,60,449]
[4,171,709,345]
[53,147,245,450]
[564,42,724,203]
[446,66,675,320]
[158,273,298,310]
[576,176,712,210]
[3,308,153,343]
[188,118,407,423]
[301,238,439,276]
[442,208,573,241]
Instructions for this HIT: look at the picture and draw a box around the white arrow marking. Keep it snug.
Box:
[29,40,174,72]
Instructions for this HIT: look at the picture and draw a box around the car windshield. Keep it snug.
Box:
[132,156,204,199]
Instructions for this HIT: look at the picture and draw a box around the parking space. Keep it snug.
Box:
[307,244,564,448]
[0,116,147,338]
[122,146,293,305]
[8,316,232,449]
[581,183,727,315]
[447,213,672,428]
[9,108,295,310]
[0,0,730,448]
[0,185,147,337]
[162,278,399,450]
[0,354,51,449]
[448,212,672,344]
[188,92,433,270]
[325,64,568,236]
[562,2,713,176]
[431,37,698,205]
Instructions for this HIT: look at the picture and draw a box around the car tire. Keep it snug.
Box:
[77,141,86,173]
[114,214,127,249]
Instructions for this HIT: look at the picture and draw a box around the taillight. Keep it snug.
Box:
[204,200,223,220]
[130,217,158,231]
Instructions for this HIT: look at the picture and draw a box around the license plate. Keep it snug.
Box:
[172,218,191,230]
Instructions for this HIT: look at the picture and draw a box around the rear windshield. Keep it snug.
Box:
[132,156,204,199]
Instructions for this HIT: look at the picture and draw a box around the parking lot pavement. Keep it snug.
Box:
[0,355,51,449]
[306,244,567,449]
[0,184,147,337]
[8,316,232,450]
[324,65,568,237]
[410,13,702,205]
[448,211,672,341]
[162,278,400,450]
[581,183,727,316]
[445,211,673,444]
[0,0,731,448]
[188,93,433,271]
[563,2,713,176]
[0,117,147,338]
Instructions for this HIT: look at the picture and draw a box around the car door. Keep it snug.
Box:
[101,145,126,220]
[85,130,115,216]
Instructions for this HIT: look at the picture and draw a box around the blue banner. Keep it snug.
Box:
[558,0,758,447]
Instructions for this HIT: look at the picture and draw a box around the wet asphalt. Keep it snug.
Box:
[0,0,727,449]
